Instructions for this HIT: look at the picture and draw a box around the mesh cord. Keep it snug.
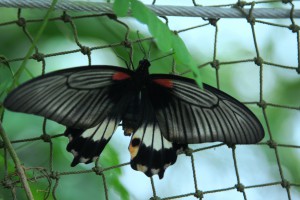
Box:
[0,1,299,200]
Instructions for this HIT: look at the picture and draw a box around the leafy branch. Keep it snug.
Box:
[113,0,203,87]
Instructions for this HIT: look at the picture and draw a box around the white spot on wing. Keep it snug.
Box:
[163,138,172,149]
[92,156,98,162]
[93,118,117,141]
[142,123,154,147]
[132,122,173,151]
[79,157,89,163]
[152,125,172,151]
[80,118,118,142]
[151,168,160,175]
[164,163,171,169]
[152,125,162,151]
[137,164,148,173]
[81,125,98,138]
[71,149,78,157]
[68,135,73,142]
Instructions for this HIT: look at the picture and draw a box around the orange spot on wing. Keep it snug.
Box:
[153,79,173,88]
[129,142,139,159]
[112,72,130,80]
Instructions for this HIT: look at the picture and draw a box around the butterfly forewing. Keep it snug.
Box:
[4,66,133,129]
[149,74,264,145]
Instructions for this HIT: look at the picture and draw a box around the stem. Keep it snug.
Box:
[0,121,34,200]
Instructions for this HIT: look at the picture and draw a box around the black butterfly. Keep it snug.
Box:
[4,59,264,179]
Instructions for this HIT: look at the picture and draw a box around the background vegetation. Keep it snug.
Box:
[0,1,299,200]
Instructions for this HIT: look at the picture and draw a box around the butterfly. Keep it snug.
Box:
[4,59,264,179]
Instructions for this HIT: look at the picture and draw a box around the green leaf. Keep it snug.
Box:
[117,0,202,86]
[149,19,172,51]
[110,178,129,200]
[131,0,150,23]
[113,0,130,17]
[131,0,172,51]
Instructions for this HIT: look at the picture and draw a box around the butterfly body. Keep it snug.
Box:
[4,59,264,179]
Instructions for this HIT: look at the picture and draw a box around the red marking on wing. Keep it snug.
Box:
[153,79,173,88]
[112,72,131,80]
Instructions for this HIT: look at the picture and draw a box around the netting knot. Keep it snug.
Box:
[1,178,13,189]
[40,134,51,143]
[16,17,26,27]
[80,46,91,55]
[0,140,4,149]
[208,18,220,26]
[122,40,132,48]
[210,60,220,69]
[50,172,59,180]
[289,24,300,33]
[184,148,194,156]
[235,183,245,192]
[32,53,45,62]
[246,15,255,25]
[254,57,263,66]
[257,100,267,109]
[267,140,277,149]
[173,30,179,35]
[106,13,117,20]
[194,190,203,198]
[92,166,103,175]
[227,143,236,149]
[281,179,290,189]
[150,197,161,200]
[61,12,72,23]
[0,56,8,65]
[235,1,247,8]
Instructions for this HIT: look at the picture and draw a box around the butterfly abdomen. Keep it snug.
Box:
[120,91,143,136]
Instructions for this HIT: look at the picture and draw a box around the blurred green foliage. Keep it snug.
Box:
[0,2,299,200]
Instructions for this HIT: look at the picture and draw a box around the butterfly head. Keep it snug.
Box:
[137,59,151,71]
[136,59,150,77]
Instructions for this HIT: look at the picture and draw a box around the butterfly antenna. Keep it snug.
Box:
[136,31,146,59]
[112,47,130,69]
[147,41,154,60]
[128,45,135,70]
[150,52,174,63]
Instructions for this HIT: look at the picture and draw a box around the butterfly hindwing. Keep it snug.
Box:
[149,74,264,145]
[128,90,179,179]
[65,115,120,166]
[63,85,136,166]
[4,66,133,129]
[129,121,179,179]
